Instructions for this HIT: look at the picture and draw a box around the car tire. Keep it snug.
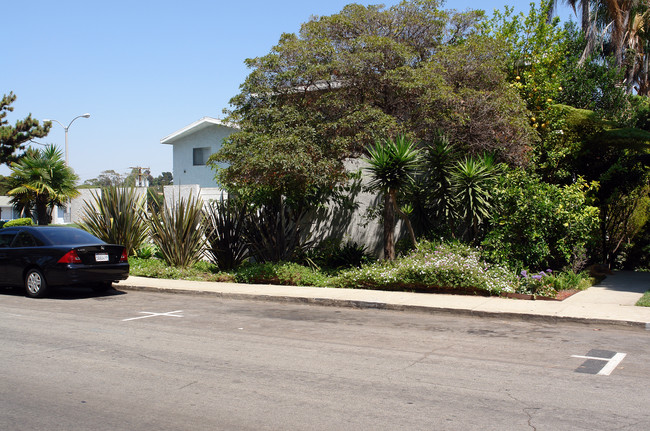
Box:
[25,268,48,298]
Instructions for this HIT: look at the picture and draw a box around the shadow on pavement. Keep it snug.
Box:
[597,271,650,294]
[0,285,127,300]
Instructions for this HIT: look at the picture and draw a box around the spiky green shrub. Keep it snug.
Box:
[147,195,207,268]
[204,196,249,270]
[78,187,149,256]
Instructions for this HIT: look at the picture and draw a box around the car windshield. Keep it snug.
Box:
[40,228,105,246]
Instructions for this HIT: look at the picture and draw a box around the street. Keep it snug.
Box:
[1,287,649,430]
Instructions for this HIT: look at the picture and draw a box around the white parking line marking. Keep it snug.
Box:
[122,310,184,321]
[571,352,627,376]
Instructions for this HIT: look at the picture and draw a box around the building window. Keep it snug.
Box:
[193,147,211,166]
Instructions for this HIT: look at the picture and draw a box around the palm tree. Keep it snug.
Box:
[364,135,422,260]
[7,145,79,225]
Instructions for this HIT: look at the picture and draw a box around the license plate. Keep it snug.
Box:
[95,253,109,262]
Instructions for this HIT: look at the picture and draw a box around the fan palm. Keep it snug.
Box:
[7,144,79,225]
[364,135,422,260]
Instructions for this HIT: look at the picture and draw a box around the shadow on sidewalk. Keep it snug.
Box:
[596,271,650,294]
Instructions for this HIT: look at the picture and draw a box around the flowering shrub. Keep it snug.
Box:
[332,241,519,295]
[516,268,594,296]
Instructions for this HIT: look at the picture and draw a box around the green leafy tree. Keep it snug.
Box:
[364,135,421,260]
[7,145,79,225]
[211,0,535,206]
[0,92,50,166]
[483,170,600,270]
[82,170,126,187]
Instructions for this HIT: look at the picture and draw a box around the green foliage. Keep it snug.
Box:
[129,257,234,282]
[333,240,518,295]
[213,1,534,206]
[203,196,249,270]
[134,244,156,260]
[0,92,51,166]
[636,291,650,307]
[234,261,330,287]
[78,187,149,256]
[483,170,600,270]
[242,197,312,263]
[516,269,593,296]
[413,139,501,242]
[365,135,422,194]
[365,134,422,259]
[2,217,34,227]
[147,195,207,268]
[451,154,500,242]
[306,238,375,270]
[6,144,79,225]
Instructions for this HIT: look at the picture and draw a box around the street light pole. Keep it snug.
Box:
[42,113,90,223]
[43,113,90,165]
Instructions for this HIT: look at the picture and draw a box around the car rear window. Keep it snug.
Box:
[0,231,16,247]
[42,228,105,246]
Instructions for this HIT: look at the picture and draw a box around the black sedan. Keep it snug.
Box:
[0,226,129,298]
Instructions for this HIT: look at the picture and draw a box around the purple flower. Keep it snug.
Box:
[521,270,528,278]
[532,274,543,280]
[546,269,553,274]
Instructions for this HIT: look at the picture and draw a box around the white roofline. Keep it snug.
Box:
[160,117,239,145]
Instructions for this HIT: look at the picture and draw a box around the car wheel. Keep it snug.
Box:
[25,268,48,298]
[91,282,113,293]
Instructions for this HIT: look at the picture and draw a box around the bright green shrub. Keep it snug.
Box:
[3,217,34,227]
[483,170,599,270]
[235,262,330,287]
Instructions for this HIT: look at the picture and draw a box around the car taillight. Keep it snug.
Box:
[119,249,128,263]
[58,250,82,264]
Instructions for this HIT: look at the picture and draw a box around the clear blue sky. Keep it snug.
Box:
[2,0,574,182]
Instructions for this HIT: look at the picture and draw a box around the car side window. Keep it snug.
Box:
[0,232,17,247]
[11,232,43,248]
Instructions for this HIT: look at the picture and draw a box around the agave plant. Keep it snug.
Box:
[147,194,207,268]
[204,195,249,270]
[78,186,148,256]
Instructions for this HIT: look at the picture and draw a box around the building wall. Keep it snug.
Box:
[171,126,231,188]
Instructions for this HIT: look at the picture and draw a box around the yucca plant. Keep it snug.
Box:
[147,194,207,268]
[451,154,500,242]
[204,196,249,270]
[79,186,148,255]
[364,134,422,260]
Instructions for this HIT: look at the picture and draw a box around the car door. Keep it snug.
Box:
[3,231,45,287]
[0,230,19,286]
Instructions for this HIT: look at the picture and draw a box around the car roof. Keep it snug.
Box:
[1,226,106,246]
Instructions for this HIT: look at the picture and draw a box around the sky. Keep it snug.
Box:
[2,0,574,182]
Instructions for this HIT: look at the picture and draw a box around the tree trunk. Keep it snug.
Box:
[383,191,396,261]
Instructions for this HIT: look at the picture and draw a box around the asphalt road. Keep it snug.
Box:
[1,286,649,431]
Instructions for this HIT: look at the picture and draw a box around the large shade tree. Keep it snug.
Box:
[7,144,79,225]
[210,0,536,206]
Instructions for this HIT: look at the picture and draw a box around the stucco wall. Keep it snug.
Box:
[171,126,231,188]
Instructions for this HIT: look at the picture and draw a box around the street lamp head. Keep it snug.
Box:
[81,113,91,118]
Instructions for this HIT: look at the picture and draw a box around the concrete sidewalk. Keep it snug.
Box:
[116,271,650,330]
